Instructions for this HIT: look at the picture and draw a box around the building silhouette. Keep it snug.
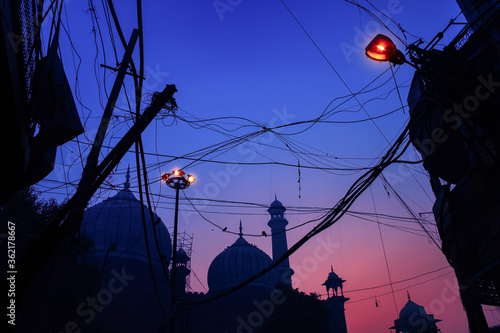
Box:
[267,197,295,286]
[77,172,348,332]
[389,293,441,333]
[323,266,349,333]
[455,0,500,30]
[80,170,172,332]
[207,221,278,294]
[406,1,500,331]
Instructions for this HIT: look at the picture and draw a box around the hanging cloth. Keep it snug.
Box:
[21,2,84,189]
[29,2,84,148]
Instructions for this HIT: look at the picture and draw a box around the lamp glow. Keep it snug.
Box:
[365,34,405,65]
[365,34,396,62]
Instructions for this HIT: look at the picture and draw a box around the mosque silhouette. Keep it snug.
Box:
[79,172,440,332]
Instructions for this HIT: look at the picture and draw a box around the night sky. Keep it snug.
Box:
[36,0,500,332]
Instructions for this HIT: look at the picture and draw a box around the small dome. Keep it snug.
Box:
[176,248,190,264]
[268,195,286,218]
[270,199,284,208]
[327,270,340,281]
[390,294,441,331]
[399,298,426,320]
[81,186,172,266]
[207,236,277,293]
[322,266,345,295]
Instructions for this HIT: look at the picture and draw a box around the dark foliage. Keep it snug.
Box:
[258,283,330,333]
[0,187,60,258]
[1,187,100,332]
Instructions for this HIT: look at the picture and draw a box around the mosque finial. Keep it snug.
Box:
[124,164,131,189]
[275,193,277,201]
[239,220,243,238]
[407,290,411,300]
[331,265,334,272]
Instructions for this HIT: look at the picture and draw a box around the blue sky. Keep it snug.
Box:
[36,1,500,331]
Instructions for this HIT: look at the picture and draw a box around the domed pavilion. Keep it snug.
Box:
[390,293,441,333]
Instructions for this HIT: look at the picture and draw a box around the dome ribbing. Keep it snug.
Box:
[81,186,172,266]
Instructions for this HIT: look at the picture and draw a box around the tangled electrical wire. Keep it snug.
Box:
[189,121,411,306]
[145,91,179,120]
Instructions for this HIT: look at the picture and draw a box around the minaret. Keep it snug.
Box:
[174,248,190,298]
[323,266,349,333]
[267,195,294,286]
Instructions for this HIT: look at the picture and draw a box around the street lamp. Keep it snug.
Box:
[161,169,195,333]
[365,34,406,65]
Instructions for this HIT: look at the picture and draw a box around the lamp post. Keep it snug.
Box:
[161,169,195,333]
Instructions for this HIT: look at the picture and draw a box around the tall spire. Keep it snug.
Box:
[124,164,131,189]
[239,220,243,238]
[267,197,293,287]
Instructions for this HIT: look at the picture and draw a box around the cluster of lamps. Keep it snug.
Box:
[161,169,195,189]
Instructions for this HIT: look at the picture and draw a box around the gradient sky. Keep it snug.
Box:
[36,0,500,332]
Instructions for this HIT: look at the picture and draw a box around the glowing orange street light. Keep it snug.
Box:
[365,34,405,65]
[187,174,195,183]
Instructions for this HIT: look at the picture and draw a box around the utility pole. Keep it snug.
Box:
[13,27,178,331]
[63,28,138,253]
[20,29,139,331]
[15,85,178,308]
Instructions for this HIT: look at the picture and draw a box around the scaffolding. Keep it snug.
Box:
[169,229,194,292]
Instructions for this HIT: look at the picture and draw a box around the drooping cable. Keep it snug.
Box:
[135,146,167,316]
[346,270,454,305]
[280,0,390,143]
[370,187,399,316]
[188,123,411,306]
[381,174,442,250]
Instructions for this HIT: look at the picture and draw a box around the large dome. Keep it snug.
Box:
[81,179,172,267]
[207,235,277,293]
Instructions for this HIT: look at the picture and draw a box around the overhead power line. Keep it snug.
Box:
[188,122,411,306]
[329,265,452,295]
[346,270,455,305]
